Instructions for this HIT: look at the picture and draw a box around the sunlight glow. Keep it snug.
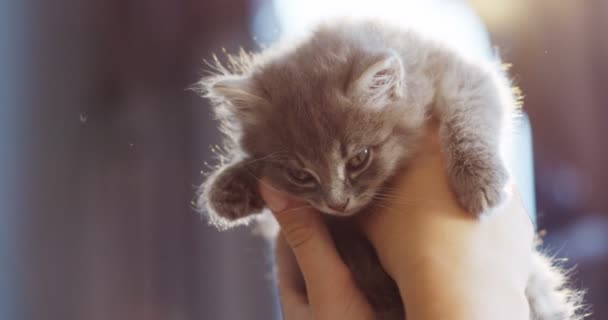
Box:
[273,0,494,62]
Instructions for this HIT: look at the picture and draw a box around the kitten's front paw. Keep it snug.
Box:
[448,155,508,217]
[202,163,264,222]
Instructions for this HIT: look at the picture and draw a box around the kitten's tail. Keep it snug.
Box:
[527,251,588,320]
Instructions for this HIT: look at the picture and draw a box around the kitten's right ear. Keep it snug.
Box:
[348,50,405,109]
[203,76,267,123]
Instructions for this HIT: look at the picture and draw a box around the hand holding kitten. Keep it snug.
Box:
[261,185,375,320]
[199,20,582,319]
[264,123,534,320]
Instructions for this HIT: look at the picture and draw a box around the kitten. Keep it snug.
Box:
[197,19,584,320]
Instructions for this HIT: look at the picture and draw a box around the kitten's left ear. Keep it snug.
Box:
[349,50,405,108]
[203,75,267,123]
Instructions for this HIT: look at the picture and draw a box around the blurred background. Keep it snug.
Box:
[0,0,606,319]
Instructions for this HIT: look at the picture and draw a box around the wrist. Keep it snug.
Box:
[394,251,530,320]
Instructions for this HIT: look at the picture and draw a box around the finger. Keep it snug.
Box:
[276,234,307,299]
[259,180,374,320]
[275,234,312,320]
[259,179,348,281]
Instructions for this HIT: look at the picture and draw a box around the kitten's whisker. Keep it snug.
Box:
[377,186,414,192]
[371,203,404,215]
[242,169,313,213]
[372,195,423,207]
[374,191,427,202]
[373,201,418,209]
[373,193,421,202]
[375,188,412,196]
[374,190,423,199]
[279,205,314,214]
[372,197,421,205]
[377,186,404,190]
[372,193,407,199]
[243,151,289,166]
[373,199,418,212]
[242,169,285,195]
[374,188,409,195]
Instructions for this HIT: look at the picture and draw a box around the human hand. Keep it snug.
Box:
[260,121,535,320]
[260,183,374,320]
[357,120,535,320]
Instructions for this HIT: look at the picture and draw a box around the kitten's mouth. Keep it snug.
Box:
[310,196,373,217]
[314,203,360,217]
[325,210,357,217]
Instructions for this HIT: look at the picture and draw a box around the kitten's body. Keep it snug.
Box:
[198,20,583,319]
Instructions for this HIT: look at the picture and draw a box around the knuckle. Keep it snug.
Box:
[282,223,315,249]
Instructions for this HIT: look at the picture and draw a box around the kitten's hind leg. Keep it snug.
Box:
[435,55,510,216]
[198,160,265,226]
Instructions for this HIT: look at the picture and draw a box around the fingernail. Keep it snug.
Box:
[261,185,289,212]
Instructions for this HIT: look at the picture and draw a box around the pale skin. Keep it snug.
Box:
[259,122,535,320]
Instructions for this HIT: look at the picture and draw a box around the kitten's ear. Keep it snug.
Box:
[349,51,404,108]
[204,76,266,122]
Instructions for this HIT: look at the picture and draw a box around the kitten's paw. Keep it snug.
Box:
[203,163,264,222]
[448,155,508,217]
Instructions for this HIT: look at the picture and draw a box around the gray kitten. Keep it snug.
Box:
[198,20,584,320]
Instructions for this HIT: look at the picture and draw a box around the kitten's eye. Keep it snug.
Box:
[347,148,371,171]
[286,168,315,185]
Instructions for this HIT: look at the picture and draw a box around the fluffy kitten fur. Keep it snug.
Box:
[198,20,584,319]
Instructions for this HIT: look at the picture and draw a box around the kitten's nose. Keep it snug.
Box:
[328,198,350,212]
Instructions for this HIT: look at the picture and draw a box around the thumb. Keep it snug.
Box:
[258,179,374,319]
[258,180,290,213]
[258,179,325,249]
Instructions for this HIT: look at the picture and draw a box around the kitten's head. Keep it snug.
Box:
[203,36,425,216]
